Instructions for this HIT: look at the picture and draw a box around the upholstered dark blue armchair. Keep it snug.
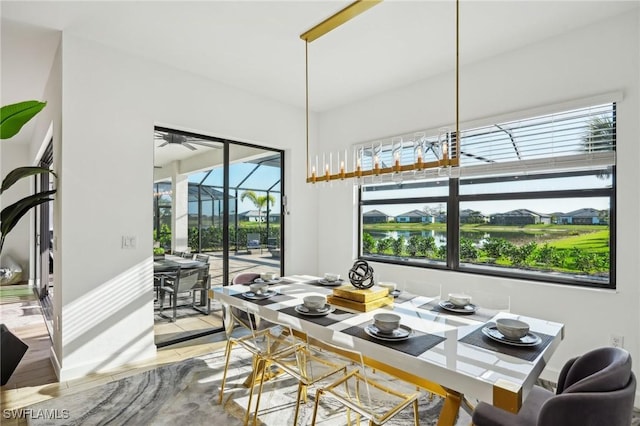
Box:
[472,347,636,426]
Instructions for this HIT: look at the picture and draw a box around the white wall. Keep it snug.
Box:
[39,33,317,380]
[315,10,640,387]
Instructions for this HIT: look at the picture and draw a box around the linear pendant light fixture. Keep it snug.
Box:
[301,0,460,184]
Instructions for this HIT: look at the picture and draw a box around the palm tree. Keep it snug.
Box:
[582,116,614,180]
[240,190,275,228]
[583,116,614,153]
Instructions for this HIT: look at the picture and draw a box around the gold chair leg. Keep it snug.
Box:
[252,358,269,426]
[293,382,304,425]
[219,340,234,404]
[246,358,263,425]
[414,398,420,426]
[311,389,323,426]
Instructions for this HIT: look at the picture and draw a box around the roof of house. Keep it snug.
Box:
[363,209,389,217]
[565,208,602,218]
[396,209,429,218]
[493,208,550,218]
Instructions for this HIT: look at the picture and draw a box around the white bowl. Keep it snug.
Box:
[303,295,327,310]
[448,293,471,307]
[250,283,268,294]
[261,272,277,281]
[373,313,401,334]
[378,281,397,291]
[496,318,529,340]
[324,273,340,282]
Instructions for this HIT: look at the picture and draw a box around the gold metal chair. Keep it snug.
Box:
[310,339,422,426]
[218,303,301,425]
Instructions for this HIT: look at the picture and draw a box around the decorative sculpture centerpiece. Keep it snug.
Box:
[348,260,375,289]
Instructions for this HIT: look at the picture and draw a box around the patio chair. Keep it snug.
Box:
[159,266,209,322]
[154,265,180,301]
[195,254,210,263]
[246,233,261,252]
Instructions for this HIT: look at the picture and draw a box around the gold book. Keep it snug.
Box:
[332,285,389,303]
[327,295,394,312]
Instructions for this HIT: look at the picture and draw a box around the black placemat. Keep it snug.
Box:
[459,323,555,362]
[231,292,295,306]
[340,322,445,357]
[418,299,497,323]
[278,305,355,326]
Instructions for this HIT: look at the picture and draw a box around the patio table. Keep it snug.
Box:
[153,254,206,272]
[213,275,564,426]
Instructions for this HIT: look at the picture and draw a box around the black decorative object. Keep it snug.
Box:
[1,324,28,385]
[348,260,375,289]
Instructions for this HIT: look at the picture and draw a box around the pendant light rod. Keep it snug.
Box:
[300,0,383,43]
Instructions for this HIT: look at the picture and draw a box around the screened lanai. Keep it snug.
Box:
[153,128,284,284]
[186,153,282,254]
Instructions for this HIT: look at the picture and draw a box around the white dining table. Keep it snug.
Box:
[213,275,564,426]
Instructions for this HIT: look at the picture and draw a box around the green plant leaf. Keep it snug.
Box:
[0,100,47,139]
[0,166,57,194]
[0,190,56,237]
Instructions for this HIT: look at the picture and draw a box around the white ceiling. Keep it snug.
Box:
[2,1,638,126]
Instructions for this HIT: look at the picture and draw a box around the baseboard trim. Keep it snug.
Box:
[56,345,157,382]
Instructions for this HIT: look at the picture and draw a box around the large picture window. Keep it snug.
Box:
[359,102,616,288]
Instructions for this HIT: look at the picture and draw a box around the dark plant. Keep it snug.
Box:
[0,101,56,255]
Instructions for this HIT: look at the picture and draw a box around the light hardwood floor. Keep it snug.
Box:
[0,286,227,415]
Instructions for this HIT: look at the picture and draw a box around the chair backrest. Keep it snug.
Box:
[232,272,261,285]
[538,347,636,426]
[191,266,210,290]
[195,254,210,264]
[234,303,297,356]
[181,252,193,259]
[558,347,632,394]
[176,267,204,293]
[247,233,261,247]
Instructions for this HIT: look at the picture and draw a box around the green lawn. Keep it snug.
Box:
[549,230,610,253]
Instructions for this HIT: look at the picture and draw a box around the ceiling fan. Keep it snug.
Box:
[155,130,221,151]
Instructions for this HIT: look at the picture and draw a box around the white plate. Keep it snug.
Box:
[364,324,412,341]
[317,278,344,286]
[439,300,478,314]
[294,304,336,316]
[242,290,277,300]
[482,326,542,347]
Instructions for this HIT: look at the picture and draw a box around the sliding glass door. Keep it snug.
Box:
[153,128,284,345]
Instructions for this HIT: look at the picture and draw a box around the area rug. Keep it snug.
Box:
[26,346,472,425]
